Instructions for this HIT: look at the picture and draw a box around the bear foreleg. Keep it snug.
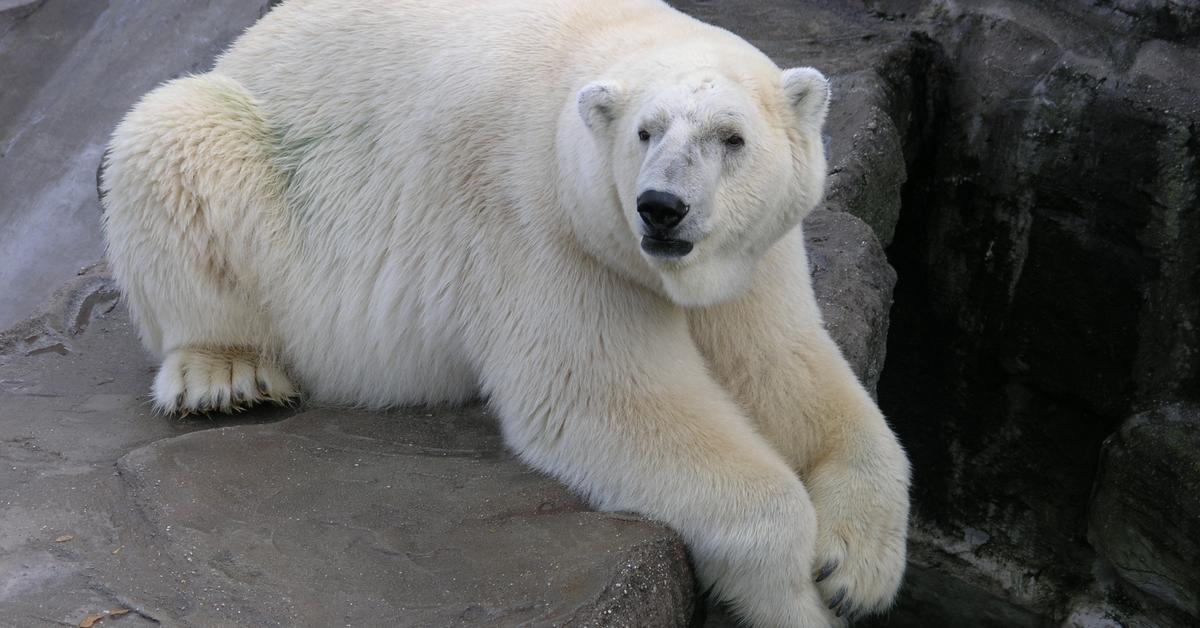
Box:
[688,231,911,620]
[477,262,837,627]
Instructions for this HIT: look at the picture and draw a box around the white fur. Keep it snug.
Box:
[101,0,910,625]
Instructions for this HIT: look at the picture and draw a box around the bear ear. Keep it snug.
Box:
[577,80,624,132]
[781,67,830,127]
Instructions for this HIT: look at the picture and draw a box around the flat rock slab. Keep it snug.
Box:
[117,410,691,627]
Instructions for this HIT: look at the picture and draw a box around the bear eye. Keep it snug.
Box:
[638,129,650,142]
[724,134,745,149]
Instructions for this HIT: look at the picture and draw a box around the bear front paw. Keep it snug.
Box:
[806,452,910,620]
[153,347,298,414]
[695,486,841,628]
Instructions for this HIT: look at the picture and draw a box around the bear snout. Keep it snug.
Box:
[636,190,689,232]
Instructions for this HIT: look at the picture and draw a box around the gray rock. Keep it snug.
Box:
[805,209,896,393]
[1070,0,1200,41]
[116,409,694,627]
[859,0,1200,623]
[862,562,1047,628]
[822,68,909,247]
[1089,404,1200,625]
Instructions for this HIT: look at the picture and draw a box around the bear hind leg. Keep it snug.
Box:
[102,74,298,415]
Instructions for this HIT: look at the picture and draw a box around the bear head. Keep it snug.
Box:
[564,51,830,307]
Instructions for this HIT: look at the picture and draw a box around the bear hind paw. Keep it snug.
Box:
[153,347,298,415]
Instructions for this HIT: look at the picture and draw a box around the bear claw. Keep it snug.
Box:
[816,559,838,582]
[827,588,846,609]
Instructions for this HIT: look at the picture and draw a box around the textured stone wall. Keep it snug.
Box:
[866,0,1200,625]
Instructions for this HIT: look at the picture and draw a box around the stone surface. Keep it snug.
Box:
[0,0,279,329]
[115,410,695,627]
[865,0,1200,625]
[805,209,897,393]
[1089,404,1200,625]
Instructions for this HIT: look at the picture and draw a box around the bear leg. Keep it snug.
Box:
[689,232,911,619]
[478,266,838,628]
[101,73,294,414]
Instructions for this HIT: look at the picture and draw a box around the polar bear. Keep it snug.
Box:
[100,0,910,625]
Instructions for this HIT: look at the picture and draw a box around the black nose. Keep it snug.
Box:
[637,190,689,231]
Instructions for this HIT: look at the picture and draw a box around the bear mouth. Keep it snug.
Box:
[641,235,694,258]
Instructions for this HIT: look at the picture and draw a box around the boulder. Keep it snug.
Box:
[805,209,896,393]
[1089,405,1200,625]
[115,408,695,627]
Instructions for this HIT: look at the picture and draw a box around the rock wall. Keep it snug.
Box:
[864,0,1200,625]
